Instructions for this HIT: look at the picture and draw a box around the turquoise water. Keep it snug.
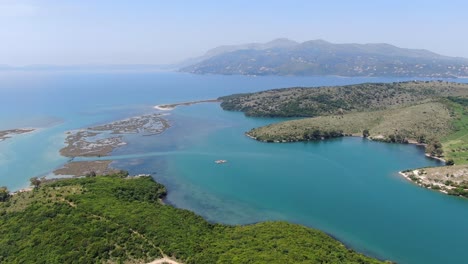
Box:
[1,71,467,263]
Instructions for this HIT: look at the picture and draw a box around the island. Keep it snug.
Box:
[219,81,468,198]
[0,174,388,263]
[0,128,34,142]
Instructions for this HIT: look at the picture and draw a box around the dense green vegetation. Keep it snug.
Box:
[0,187,9,202]
[0,175,387,264]
[441,97,468,164]
[254,127,345,143]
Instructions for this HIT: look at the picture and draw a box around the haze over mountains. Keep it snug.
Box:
[181,39,468,78]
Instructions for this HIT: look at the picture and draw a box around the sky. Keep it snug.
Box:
[1,0,468,66]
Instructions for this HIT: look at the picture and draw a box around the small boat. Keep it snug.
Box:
[215,160,227,164]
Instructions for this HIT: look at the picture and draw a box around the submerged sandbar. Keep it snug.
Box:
[56,113,170,176]
[54,160,119,177]
[60,113,169,158]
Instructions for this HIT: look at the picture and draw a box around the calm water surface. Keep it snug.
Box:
[0,71,467,264]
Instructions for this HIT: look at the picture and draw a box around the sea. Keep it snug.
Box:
[0,71,467,264]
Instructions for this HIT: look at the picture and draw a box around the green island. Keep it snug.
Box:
[219,81,468,198]
[0,175,387,264]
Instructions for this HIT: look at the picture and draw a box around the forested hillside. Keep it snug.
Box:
[0,175,386,264]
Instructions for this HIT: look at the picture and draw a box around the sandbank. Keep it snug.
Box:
[154,99,220,110]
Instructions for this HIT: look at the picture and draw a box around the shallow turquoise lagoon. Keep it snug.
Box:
[1,71,467,263]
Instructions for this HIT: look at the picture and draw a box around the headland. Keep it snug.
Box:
[219,81,468,198]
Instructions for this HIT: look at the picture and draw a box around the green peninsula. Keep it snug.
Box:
[0,175,387,264]
[219,81,468,197]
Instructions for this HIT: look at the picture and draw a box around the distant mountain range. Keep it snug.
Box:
[180,38,468,78]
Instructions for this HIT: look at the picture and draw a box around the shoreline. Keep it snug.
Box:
[399,170,451,195]
[424,153,446,163]
[2,175,389,263]
[154,99,220,110]
[245,132,459,197]
[247,131,446,162]
[399,165,468,198]
[9,187,33,196]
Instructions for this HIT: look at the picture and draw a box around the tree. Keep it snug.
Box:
[426,139,444,157]
[311,129,321,140]
[446,159,455,166]
[30,177,41,189]
[417,134,426,144]
[0,186,9,202]
[86,171,97,177]
[116,170,129,178]
[362,129,370,138]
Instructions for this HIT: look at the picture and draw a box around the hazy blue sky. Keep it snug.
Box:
[1,0,467,65]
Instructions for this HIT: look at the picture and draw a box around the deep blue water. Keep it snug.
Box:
[0,71,467,264]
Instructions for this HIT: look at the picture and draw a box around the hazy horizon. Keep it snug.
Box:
[2,0,468,66]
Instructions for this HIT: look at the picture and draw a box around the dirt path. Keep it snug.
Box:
[147,257,183,264]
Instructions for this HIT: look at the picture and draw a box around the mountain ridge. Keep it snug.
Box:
[180,39,468,77]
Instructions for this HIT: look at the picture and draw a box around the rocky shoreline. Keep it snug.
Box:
[399,166,468,198]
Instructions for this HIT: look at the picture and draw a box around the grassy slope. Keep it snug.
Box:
[248,102,452,143]
[0,176,386,264]
[441,98,468,164]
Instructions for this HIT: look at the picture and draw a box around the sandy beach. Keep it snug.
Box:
[399,165,468,197]
[154,99,220,110]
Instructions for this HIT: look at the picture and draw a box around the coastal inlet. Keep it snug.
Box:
[55,113,170,176]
